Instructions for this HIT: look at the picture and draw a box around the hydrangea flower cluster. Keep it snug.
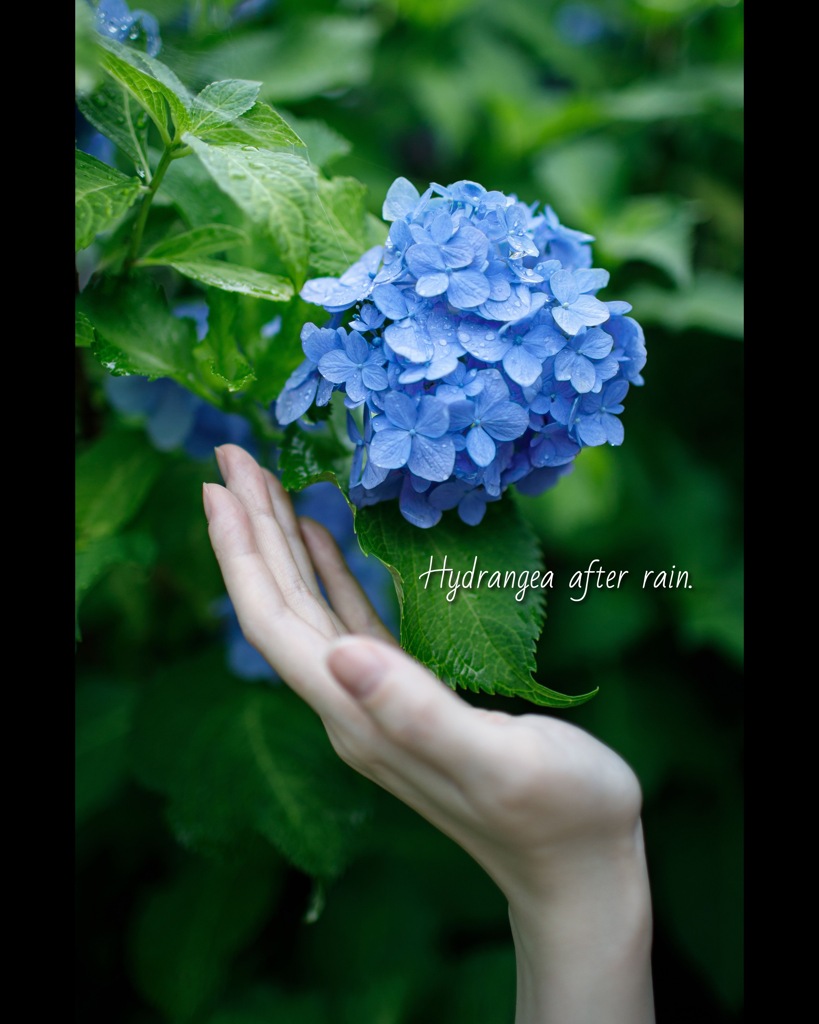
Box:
[276,178,646,528]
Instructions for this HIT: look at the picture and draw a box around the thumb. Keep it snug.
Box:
[325,636,482,764]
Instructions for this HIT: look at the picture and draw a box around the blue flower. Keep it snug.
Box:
[93,0,162,56]
[370,393,455,482]
[284,176,645,527]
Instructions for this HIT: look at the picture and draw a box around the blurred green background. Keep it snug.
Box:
[76,1,743,1021]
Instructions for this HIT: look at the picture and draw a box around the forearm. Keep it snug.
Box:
[505,822,655,1024]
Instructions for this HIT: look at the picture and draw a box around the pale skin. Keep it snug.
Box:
[203,443,656,1024]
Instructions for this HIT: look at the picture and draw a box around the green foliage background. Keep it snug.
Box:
[76,1,743,1021]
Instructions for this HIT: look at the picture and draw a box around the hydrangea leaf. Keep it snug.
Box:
[355,502,598,707]
[308,176,371,277]
[75,310,95,348]
[243,298,317,406]
[75,678,138,823]
[79,276,199,383]
[201,289,256,392]
[76,79,150,170]
[76,427,164,546]
[184,136,316,285]
[598,195,699,288]
[190,15,378,104]
[623,273,744,339]
[75,150,144,251]
[192,100,305,149]
[130,854,281,1024]
[130,652,373,877]
[75,531,157,641]
[141,224,249,262]
[98,37,192,142]
[161,155,245,229]
[278,114,351,169]
[278,423,352,491]
[159,260,293,302]
[188,79,262,135]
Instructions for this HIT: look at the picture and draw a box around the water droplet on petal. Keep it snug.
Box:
[485,332,495,341]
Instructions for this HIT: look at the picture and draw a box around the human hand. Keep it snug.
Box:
[203,443,655,1024]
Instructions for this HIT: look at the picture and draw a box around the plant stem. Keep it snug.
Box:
[125,143,175,268]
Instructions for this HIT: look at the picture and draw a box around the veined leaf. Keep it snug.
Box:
[160,259,293,302]
[79,276,199,383]
[183,136,316,285]
[76,79,151,171]
[202,290,256,391]
[75,150,144,251]
[195,101,305,149]
[278,424,352,491]
[98,37,192,142]
[76,310,95,348]
[76,428,164,546]
[130,854,280,1024]
[130,652,372,876]
[355,501,597,707]
[309,175,371,277]
[141,224,249,262]
[188,79,262,135]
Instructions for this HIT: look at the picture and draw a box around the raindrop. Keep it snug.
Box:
[484,332,495,341]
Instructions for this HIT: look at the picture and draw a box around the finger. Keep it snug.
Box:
[299,517,397,643]
[324,635,498,777]
[260,468,324,600]
[204,481,356,722]
[214,444,340,637]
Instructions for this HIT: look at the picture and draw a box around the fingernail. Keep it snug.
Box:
[202,482,213,522]
[326,639,389,699]
[214,445,228,482]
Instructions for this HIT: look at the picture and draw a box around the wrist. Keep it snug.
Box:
[506,820,655,1024]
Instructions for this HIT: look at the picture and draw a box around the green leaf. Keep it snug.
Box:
[184,136,317,285]
[278,423,352,491]
[206,986,327,1024]
[201,289,256,391]
[277,113,351,168]
[78,276,198,383]
[196,100,306,150]
[161,152,243,228]
[130,854,279,1024]
[76,79,151,171]
[76,531,157,639]
[75,679,138,823]
[75,310,95,348]
[130,652,372,876]
[355,502,596,707]
[98,37,192,142]
[76,428,165,546]
[141,224,248,262]
[624,272,744,339]
[188,79,262,135]
[161,259,293,302]
[308,175,370,277]
[191,16,379,104]
[598,195,701,288]
[75,150,144,251]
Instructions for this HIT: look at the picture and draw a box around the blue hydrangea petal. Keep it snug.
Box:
[455,322,508,361]
[399,479,442,528]
[408,434,455,481]
[370,428,412,469]
[574,268,610,293]
[384,321,434,362]
[416,272,450,298]
[372,284,409,320]
[318,350,354,383]
[483,402,529,441]
[447,270,492,308]
[382,391,418,431]
[275,376,318,425]
[467,426,496,467]
[415,396,450,438]
[406,244,447,276]
[383,177,421,221]
[555,349,596,393]
[577,327,614,359]
[550,269,580,305]
[502,344,544,387]
[361,363,388,391]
